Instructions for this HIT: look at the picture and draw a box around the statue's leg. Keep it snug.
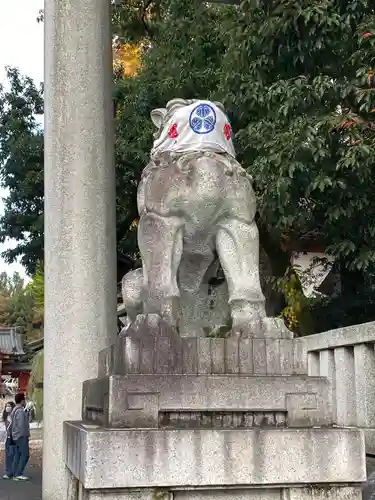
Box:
[216,218,266,336]
[138,212,183,327]
[121,268,144,329]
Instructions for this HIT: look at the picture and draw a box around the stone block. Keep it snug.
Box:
[288,487,361,499]
[238,338,253,373]
[224,337,240,374]
[176,489,362,500]
[182,338,198,374]
[139,336,156,374]
[279,339,294,375]
[354,343,375,427]
[121,392,159,428]
[80,490,169,500]
[286,393,322,427]
[98,345,115,377]
[319,349,337,423]
[211,338,225,374]
[307,351,319,376]
[334,346,357,426]
[197,338,212,374]
[266,339,281,374]
[174,492,280,500]
[363,428,375,456]
[302,320,375,352]
[82,374,332,428]
[79,487,363,500]
[64,423,366,489]
[364,457,375,500]
[98,336,309,377]
[154,337,171,373]
[82,377,110,426]
[253,339,267,374]
[292,339,308,374]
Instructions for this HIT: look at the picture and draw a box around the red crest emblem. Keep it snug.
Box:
[168,123,178,139]
[224,123,231,140]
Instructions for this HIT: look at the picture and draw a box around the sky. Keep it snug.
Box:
[0,0,44,279]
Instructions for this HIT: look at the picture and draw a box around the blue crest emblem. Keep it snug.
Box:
[189,104,216,135]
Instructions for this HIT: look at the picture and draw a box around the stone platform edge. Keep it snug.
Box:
[64,422,365,490]
[76,487,363,500]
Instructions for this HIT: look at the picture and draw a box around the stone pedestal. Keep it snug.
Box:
[64,326,366,499]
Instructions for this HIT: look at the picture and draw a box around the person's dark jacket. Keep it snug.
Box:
[10,405,30,441]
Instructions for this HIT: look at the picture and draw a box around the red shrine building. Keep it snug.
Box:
[0,327,30,397]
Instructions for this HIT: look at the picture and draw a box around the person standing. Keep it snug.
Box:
[2,400,15,479]
[9,392,30,481]
[25,398,35,423]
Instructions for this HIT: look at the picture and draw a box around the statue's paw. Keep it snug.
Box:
[119,326,129,337]
[229,299,267,338]
[133,313,159,329]
[230,317,263,338]
[262,317,293,339]
[125,313,161,337]
[160,316,179,336]
[128,312,180,337]
[208,324,231,338]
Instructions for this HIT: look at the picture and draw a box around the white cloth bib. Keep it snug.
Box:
[151,101,236,158]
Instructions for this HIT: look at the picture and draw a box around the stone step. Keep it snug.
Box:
[98,335,307,377]
[64,422,365,492]
[82,373,332,429]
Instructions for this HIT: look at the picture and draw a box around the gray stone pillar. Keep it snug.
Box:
[43,0,116,498]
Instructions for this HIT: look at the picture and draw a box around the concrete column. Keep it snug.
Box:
[334,346,357,426]
[307,350,319,376]
[354,343,375,427]
[319,349,337,423]
[43,0,116,498]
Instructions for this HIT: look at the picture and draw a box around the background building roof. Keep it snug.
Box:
[0,327,25,356]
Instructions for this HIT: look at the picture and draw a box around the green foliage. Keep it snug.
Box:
[27,261,44,310]
[114,0,232,256]
[0,1,232,271]
[215,0,375,329]
[112,0,161,42]
[0,67,44,275]
[219,0,375,274]
[6,289,35,336]
[28,349,43,422]
[1,0,375,332]
[26,261,44,329]
[0,271,39,337]
[277,269,316,335]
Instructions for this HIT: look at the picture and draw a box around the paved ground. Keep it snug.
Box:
[0,465,42,500]
[364,456,375,500]
[0,440,42,500]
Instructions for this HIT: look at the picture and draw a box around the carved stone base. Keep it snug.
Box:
[64,325,365,500]
[82,374,332,429]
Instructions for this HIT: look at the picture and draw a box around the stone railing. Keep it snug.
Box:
[300,321,375,455]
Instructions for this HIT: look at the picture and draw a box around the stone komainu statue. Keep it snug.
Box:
[122,99,291,338]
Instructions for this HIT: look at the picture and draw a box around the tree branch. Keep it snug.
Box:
[140,0,155,37]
